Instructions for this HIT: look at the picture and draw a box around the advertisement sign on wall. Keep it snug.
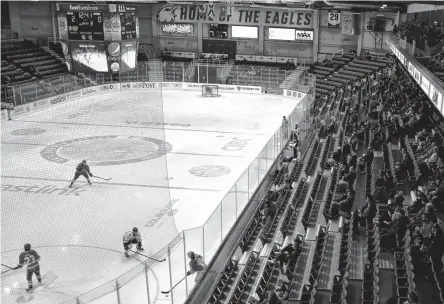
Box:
[420,76,430,96]
[328,12,341,28]
[341,11,354,35]
[295,30,313,41]
[413,67,421,84]
[429,83,443,110]
[155,4,313,28]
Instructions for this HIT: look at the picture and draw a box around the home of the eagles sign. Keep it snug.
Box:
[155,4,313,28]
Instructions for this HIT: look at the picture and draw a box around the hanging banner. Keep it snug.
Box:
[328,12,341,28]
[341,11,354,35]
[420,76,430,96]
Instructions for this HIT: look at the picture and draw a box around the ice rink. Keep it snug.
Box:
[1,88,298,304]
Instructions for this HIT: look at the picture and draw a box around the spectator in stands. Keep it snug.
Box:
[344,166,357,186]
[363,146,374,167]
[428,223,444,271]
[275,242,294,272]
[261,284,285,304]
[356,194,377,227]
[332,147,342,164]
[379,206,408,251]
[393,190,405,208]
[374,170,386,203]
[393,24,398,36]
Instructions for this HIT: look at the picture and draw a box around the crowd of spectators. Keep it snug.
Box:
[315,51,444,302]
[364,57,444,291]
[395,19,444,51]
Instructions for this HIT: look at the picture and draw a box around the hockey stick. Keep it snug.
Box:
[1,264,15,274]
[129,250,166,262]
[161,276,187,294]
[1,263,15,270]
[1,269,14,274]
[92,175,112,181]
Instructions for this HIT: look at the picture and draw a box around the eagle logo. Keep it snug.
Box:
[156,5,178,22]
[343,16,352,24]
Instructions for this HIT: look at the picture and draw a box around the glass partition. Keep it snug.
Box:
[3,62,315,304]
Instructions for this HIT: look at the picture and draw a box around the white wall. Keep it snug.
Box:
[407,4,439,13]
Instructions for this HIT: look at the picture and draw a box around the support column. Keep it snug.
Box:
[258,25,264,54]
[313,10,320,63]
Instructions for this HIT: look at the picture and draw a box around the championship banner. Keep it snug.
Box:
[154,4,313,28]
[328,12,341,28]
[341,11,354,35]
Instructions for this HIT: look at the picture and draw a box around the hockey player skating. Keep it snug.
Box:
[123,227,144,257]
[14,244,41,292]
[69,160,93,187]
[186,251,207,283]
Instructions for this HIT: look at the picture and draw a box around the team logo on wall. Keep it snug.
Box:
[343,16,352,25]
[156,5,178,22]
[108,42,120,56]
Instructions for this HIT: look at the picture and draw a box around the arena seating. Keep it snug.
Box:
[1,40,67,86]
[204,48,444,304]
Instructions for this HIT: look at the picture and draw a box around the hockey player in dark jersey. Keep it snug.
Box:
[123,227,144,257]
[69,160,93,187]
[14,244,42,291]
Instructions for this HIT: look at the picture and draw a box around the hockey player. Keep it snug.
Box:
[14,244,41,291]
[186,251,207,283]
[69,160,93,187]
[123,227,144,257]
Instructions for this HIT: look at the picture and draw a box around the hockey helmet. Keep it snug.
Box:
[24,243,31,251]
[187,251,195,259]
[133,227,138,233]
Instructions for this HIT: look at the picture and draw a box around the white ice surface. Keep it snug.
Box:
[1,89,298,304]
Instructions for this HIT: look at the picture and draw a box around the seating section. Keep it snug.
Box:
[224,64,291,87]
[205,49,444,304]
[1,40,67,86]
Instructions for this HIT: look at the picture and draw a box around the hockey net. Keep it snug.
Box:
[202,85,220,97]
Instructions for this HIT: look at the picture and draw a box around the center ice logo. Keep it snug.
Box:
[156,5,178,22]
[40,135,172,166]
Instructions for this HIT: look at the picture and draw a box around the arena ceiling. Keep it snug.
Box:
[105,1,440,13]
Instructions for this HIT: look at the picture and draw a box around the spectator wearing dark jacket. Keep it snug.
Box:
[357,194,377,227]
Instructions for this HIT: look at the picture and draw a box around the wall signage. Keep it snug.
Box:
[295,30,313,40]
[155,4,313,28]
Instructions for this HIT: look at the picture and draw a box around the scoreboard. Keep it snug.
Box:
[67,11,104,41]
[120,12,137,40]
